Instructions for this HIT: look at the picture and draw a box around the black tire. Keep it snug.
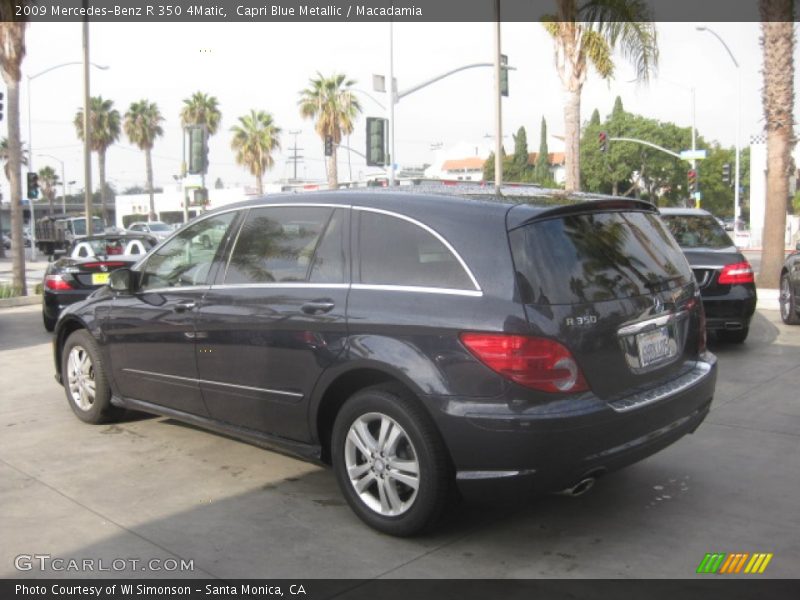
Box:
[61,329,123,424]
[42,309,56,332]
[717,327,749,344]
[331,384,451,536]
[780,272,800,325]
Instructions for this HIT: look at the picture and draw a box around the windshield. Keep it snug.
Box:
[510,210,692,305]
[72,217,104,236]
[661,214,734,249]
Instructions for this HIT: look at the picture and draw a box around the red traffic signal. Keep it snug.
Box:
[687,169,698,193]
[598,131,608,153]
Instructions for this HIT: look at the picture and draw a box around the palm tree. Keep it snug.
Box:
[757,1,795,289]
[0,138,28,259]
[542,0,658,192]
[123,100,164,221]
[0,12,28,292]
[180,91,222,134]
[74,96,120,226]
[38,165,59,216]
[298,73,362,189]
[230,110,281,195]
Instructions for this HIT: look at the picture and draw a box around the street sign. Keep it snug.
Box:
[680,149,708,161]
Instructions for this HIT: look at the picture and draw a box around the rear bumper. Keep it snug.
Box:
[43,289,92,320]
[701,285,757,331]
[425,353,717,499]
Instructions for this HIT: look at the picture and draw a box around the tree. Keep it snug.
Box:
[230,110,281,195]
[0,11,29,292]
[512,126,529,174]
[757,1,795,288]
[542,1,658,192]
[214,177,224,189]
[0,138,28,259]
[74,96,120,227]
[37,165,59,216]
[180,91,221,135]
[298,73,362,189]
[533,117,554,185]
[124,100,164,221]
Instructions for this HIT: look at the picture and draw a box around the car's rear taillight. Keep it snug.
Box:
[460,333,589,393]
[718,261,754,285]
[44,274,74,291]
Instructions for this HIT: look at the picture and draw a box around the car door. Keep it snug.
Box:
[104,212,238,416]
[194,205,350,441]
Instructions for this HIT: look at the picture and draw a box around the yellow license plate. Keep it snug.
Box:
[92,272,110,285]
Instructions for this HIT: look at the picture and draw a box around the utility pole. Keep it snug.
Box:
[493,0,502,193]
[287,129,303,182]
[82,13,93,229]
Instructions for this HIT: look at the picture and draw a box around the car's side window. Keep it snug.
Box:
[224,206,341,284]
[138,213,235,291]
[358,210,474,290]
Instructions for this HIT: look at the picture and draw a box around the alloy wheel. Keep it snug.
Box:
[67,345,96,411]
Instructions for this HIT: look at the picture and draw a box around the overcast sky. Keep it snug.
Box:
[7,20,791,194]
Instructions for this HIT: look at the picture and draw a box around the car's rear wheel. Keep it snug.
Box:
[331,384,450,536]
[62,330,122,424]
[780,272,799,325]
[717,327,749,344]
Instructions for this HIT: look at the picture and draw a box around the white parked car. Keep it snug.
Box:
[127,221,173,240]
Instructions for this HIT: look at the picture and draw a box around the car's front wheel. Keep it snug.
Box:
[780,272,799,325]
[61,330,122,424]
[331,384,451,536]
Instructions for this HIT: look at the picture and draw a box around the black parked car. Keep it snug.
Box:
[42,233,157,331]
[780,242,800,325]
[52,190,717,535]
[660,208,757,343]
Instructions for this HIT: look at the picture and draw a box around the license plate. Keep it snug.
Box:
[91,272,110,285]
[636,326,674,367]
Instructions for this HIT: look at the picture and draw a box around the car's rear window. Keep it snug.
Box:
[509,211,691,305]
[660,214,734,249]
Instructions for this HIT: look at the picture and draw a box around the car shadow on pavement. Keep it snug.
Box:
[707,310,779,354]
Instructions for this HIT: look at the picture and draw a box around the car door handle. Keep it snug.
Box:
[173,300,197,312]
[301,300,335,315]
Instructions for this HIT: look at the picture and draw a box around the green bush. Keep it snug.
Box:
[0,284,23,299]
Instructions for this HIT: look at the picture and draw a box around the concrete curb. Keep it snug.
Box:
[0,295,42,309]
[757,288,780,311]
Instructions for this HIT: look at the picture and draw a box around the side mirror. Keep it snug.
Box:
[109,268,138,294]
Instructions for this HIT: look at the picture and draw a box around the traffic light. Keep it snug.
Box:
[599,131,608,153]
[366,117,388,167]
[324,135,334,157]
[0,92,4,122]
[187,126,208,175]
[193,188,209,206]
[26,172,39,199]
[722,163,731,185]
[687,169,698,194]
[500,54,509,97]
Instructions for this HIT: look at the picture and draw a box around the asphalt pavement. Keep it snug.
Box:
[0,304,799,579]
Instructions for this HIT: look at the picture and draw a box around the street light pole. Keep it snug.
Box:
[493,1,502,193]
[697,26,741,224]
[388,22,396,186]
[82,19,93,228]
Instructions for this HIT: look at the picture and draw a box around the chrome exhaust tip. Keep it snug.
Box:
[558,477,596,497]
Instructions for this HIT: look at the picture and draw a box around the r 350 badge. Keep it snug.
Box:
[565,315,598,327]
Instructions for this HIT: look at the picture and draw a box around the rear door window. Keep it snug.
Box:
[224,206,344,284]
[357,210,476,291]
[510,211,691,305]
[660,214,734,249]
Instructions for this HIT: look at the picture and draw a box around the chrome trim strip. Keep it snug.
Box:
[210,283,350,290]
[223,207,249,282]
[352,205,482,292]
[608,360,713,413]
[690,265,724,270]
[122,368,304,398]
[617,310,687,337]
[456,469,535,480]
[351,283,483,297]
